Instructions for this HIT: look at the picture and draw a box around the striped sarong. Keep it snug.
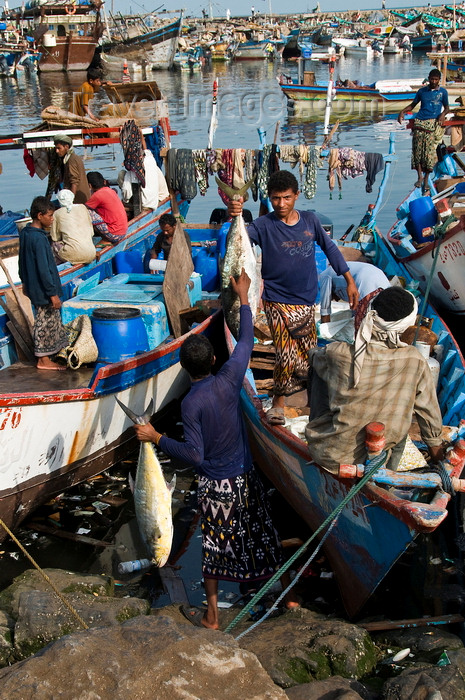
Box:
[264,300,317,396]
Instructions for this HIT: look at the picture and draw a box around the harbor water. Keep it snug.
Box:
[0,52,462,618]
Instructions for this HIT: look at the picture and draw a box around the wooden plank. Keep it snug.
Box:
[6,321,34,362]
[159,565,190,604]
[26,522,115,548]
[0,292,34,354]
[359,614,464,632]
[163,221,194,338]
[0,262,34,335]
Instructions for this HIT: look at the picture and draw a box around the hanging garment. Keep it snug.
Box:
[257,144,279,199]
[32,149,49,180]
[119,120,145,187]
[144,125,165,169]
[232,149,245,190]
[174,149,197,201]
[303,146,321,200]
[192,149,209,196]
[244,149,259,201]
[364,153,384,193]
[23,149,35,178]
[328,149,342,192]
[338,147,366,180]
[217,148,233,205]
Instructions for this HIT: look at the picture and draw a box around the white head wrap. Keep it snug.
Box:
[57,189,75,213]
[352,291,418,388]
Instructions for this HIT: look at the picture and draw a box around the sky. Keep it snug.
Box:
[111,2,442,22]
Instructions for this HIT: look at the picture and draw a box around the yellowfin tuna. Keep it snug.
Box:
[216,177,260,339]
[116,397,175,567]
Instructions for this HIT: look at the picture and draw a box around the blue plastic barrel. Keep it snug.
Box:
[408,196,437,244]
[194,246,219,292]
[91,307,149,363]
[114,250,144,275]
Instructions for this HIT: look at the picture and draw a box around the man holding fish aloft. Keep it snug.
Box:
[228,170,358,425]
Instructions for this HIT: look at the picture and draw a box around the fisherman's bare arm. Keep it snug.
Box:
[230,268,250,305]
[134,423,162,444]
[398,101,415,123]
[343,271,359,309]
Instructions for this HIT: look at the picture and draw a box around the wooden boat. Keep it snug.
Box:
[333,37,383,58]
[223,133,465,617]
[100,15,182,71]
[233,39,276,60]
[10,0,104,72]
[384,156,465,317]
[224,235,465,619]
[0,270,223,542]
[280,77,422,117]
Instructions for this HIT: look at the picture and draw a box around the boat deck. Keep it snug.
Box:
[0,361,94,395]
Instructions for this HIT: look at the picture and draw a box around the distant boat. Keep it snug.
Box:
[10,0,104,72]
[233,39,276,60]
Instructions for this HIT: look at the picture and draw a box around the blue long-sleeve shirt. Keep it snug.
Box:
[19,224,63,307]
[159,305,254,479]
[248,210,349,306]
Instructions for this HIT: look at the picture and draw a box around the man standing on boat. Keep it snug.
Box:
[54,134,91,205]
[397,69,449,196]
[228,170,359,425]
[133,269,300,629]
[305,286,444,472]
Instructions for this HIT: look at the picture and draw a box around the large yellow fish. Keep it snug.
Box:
[116,397,175,567]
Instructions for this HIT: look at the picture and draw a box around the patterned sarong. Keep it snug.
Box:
[34,305,69,358]
[411,118,443,172]
[88,209,121,244]
[264,300,317,396]
[198,466,283,582]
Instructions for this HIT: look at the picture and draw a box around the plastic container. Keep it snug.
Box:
[91,307,149,363]
[194,246,219,292]
[409,196,437,243]
[117,558,151,575]
[114,250,144,275]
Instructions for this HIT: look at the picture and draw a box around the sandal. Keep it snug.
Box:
[414,179,421,188]
[266,407,286,425]
[180,605,206,627]
[422,187,431,197]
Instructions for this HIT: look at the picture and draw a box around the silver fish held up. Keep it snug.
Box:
[116,397,175,567]
[216,177,261,340]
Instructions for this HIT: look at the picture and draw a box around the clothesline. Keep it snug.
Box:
[160,145,386,202]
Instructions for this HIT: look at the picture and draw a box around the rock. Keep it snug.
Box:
[0,568,113,619]
[13,589,149,660]
[0,615,288,700]
[0,610,14,667]
[382,664,465,699]
[285,675,371,699]
[239,608,377,688]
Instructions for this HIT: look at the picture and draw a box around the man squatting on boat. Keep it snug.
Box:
[19,197,69,372]
[227,170,359,425]
[398,68,449,196]
[305,286,445,472]
[134,269,300,630]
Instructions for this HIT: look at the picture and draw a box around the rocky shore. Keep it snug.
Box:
[0,568,464,699]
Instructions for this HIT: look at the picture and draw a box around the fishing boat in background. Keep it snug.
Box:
[6,0,104,72]
[233,38,276,60]
[224,133,465,618]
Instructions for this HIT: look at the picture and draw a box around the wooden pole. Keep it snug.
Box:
[0,258,34,335]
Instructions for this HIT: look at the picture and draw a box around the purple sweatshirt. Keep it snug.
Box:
[159,305,253,479]
[248,210,349,305]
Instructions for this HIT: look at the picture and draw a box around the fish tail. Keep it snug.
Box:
[215,177,254,202]
[115,396,154,426]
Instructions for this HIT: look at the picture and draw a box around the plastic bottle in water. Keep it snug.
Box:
[117,558,151,575]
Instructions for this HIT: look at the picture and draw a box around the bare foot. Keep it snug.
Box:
[37,358,66,371]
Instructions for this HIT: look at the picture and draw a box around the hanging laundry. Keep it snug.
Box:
[166,148,177,192]
[217,148,233,205]
[257,144,279,199]
[23,149,35,178]
[328,149,342,193]
[303,146,321,200]
[145,125,165,169]
[46,149,63,199]
[119,120,145,187]
[364,153,384,193]
[192,149,209,196]
[338,148,366,180]
[174,149,197,201]
[279,144,308,183]
[32,149,49,180]
[244,149,259,201]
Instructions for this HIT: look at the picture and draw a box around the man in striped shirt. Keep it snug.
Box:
[305,286,444,472]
